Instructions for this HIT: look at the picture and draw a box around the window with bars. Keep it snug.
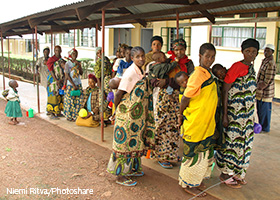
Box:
[161,27,191,56]
[81,28,89,47]
[63,33,69,45]
[212,26,267,49]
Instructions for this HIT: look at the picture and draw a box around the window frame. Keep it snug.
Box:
[211,26,267,49]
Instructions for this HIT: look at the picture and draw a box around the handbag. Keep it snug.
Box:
[70,90,81,96]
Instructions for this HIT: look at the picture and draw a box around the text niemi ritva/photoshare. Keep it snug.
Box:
[7,187,94,195]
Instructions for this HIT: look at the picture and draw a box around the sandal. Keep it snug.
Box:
[116,179,137,187]
[220,175,242,189]
[233,176,247,185]
[158,161,173,169]
[125,171,144,177]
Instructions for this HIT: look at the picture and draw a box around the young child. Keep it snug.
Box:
[107,46,155,187]
[148,51,178,95]
[177,43,220,197]
[212,63,227,81]
[4,80,22,125]
[174,71,189,89]
[115,46,133,78]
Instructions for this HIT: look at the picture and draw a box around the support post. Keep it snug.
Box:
[35,26,40,113]
[74,29,76,48]
[8,37,10,79]
[118,28,120,44]
[101,9,105,142]
[176,11,179,39]
[209,25,212,43]
[51,31,53,55]
[254,13,258,39]
[1,31,5,90]
[95,24,98,47]
[32,30,35,86]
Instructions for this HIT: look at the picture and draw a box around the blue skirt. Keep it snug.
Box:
[5,101,23,118]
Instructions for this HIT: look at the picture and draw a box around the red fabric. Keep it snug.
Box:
[46,55,60,71]
[167,50,190,73]
[224,61,249,84]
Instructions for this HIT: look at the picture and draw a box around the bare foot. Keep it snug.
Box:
[184,187,207,197]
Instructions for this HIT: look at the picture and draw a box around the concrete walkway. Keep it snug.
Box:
[1,74,280,200]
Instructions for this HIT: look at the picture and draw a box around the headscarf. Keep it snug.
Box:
[172,38,187,50]
[43,47,50,52]
[241,38,260,52]
[150,36,163,46]
[88,74,97,83]
[167,50,190,73]
[68,48,78,58]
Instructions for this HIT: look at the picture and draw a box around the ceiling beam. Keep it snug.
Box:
[189,0,215,24]
[157,0,191,5]
[27,10,77,29]
[136,19,147,27]
[103,0,163,9]
[76,1,112,21]
[180,16,280,27]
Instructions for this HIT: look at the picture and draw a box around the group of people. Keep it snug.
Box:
[104,36,276,198]
[3,34,276,198]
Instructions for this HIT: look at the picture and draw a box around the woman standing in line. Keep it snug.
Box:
[216,38,259,188]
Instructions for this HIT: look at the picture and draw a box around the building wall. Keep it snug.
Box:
[152,13,280,99]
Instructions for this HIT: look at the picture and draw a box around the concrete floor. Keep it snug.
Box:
[1,74,280,200]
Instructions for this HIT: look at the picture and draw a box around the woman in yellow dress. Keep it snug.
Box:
[177,43,219,197]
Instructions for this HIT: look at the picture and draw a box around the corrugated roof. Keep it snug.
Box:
[1,0,280,37]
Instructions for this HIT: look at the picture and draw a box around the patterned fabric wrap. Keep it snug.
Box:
[46,60,64,114]
[5,101,22,118]
[216,64,256,179]
[94,57,112,79]
[112,77,155,158]
[150,89,180,162]
[63,84,83,121]
[181,76,219,159]
[94,56,112,120]
[82,87,100,121]
[107,154,142,176]
[179,149,214,188]
[98,76,111,121]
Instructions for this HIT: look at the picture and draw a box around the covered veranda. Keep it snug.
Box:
[1,1,280,199]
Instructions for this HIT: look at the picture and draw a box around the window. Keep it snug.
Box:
[212,26,266,49]
[90,28,96,47]
[81,28,89,47]
[161,27,191,56]
[54,34,60,46]
[63,33,69,45]
[25,39,32,52]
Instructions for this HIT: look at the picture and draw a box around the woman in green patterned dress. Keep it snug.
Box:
[94,48,112,121]
[107,47,155,187]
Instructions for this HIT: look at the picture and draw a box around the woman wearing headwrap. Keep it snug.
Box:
[144,35,163,71]
[46,45,65,119]
[36,47,50,89]
[63,48,83,121]
[94,47,112,121]
[80,74,100,126]
[150,38,194,169]
[216,38,259,188]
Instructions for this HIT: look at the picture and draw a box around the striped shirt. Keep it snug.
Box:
[256,56,276,101]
